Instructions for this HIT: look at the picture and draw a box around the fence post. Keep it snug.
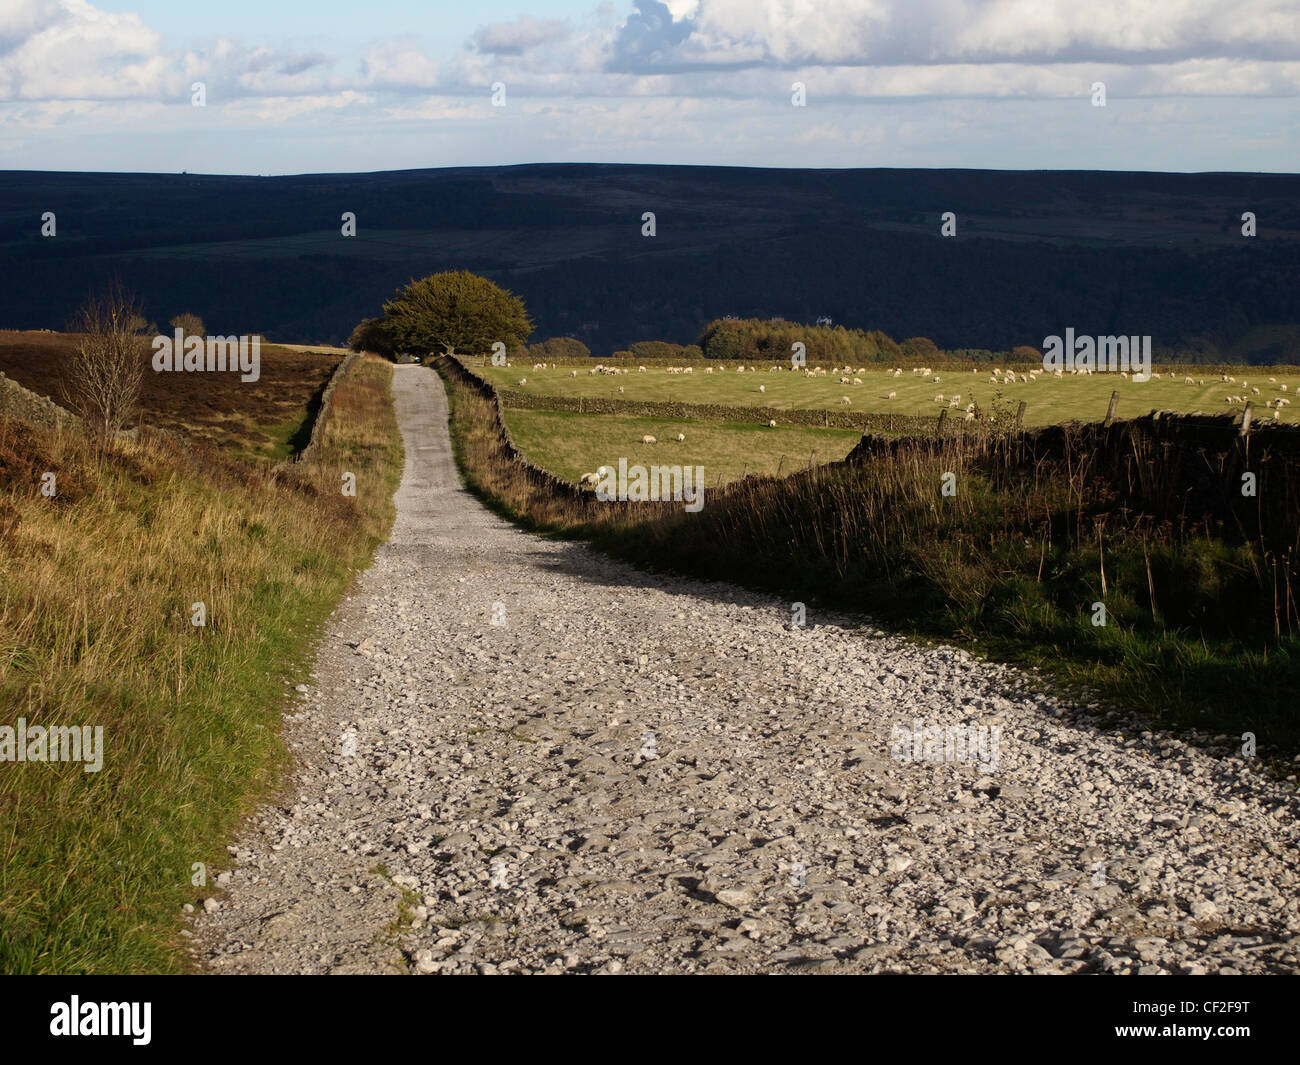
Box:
[1105,390,1119,427]
[1015,401,1026,428]
[1241,401,1253,436]
[936,407,948,437]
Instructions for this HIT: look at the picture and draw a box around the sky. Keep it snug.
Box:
[0,0,1296,175]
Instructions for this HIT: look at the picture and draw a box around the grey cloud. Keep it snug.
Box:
[471,15,570,56]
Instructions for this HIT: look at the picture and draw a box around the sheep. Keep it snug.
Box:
[578,472,601,489]
[639,365,647,373]
[767,419,777,428]
[618,386,625,393]
[887,391,897,399]
[1283,384,1289,391]
[770,366,781,373]
[990,376,998,383]
[1185,377,1195,385]
[1269,377,1277,384]
[1252,387,1261,394]
[683,367,694,374]
[840,376,851,384]
[518,377,527,385]
[641,435,657,444]
[949,397,960,408]
[853,377,862,385]
[570,370,578,377]
[841,396,852,405]
[705,367,714,374]
[964,411,976,421]
[759,384,766,393]
[675,432,685,442]
[934,394,945,403]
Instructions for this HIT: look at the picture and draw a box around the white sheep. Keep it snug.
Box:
[1252,387,1261,394]
[759,385,766,393]
[571,370,578,377]
[840,376,850,384]
[641,435,657,444]
[949,397,960,408]
[639,365,647,372]
[579,472,600,489]
[705,367,714,374]
[841,396,852,405]
[887,391,897,399]
[518,377,527,385]
[618,386,624,393]
[768,419,777,428]
[934,394,945,403]
[675,432,685,442]
[853,377,862,385]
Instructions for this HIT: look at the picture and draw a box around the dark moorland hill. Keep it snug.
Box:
[1,164,1297,361]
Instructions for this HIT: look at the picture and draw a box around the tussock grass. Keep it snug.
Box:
[439,359,1300,761]
[0,355,401,973]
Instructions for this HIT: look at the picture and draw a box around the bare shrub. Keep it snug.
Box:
[67,281,148,440]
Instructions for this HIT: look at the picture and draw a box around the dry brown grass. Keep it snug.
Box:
[0,354,401,973]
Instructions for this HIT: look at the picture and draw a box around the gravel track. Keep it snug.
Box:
[192,364,1300,974]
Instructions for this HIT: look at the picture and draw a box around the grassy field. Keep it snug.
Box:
[0,355,402,973]
[0,330,342,462]
[477,358,1300,426]
[505,408,861,486]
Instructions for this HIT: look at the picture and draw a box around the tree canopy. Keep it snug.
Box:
[348,316,398,359]
[380,270,532,358]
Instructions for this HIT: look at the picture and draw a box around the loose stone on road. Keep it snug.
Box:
[193,364,1299,974]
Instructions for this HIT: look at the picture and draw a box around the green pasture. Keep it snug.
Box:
[503,408,861,487]
[479,360,1300,426]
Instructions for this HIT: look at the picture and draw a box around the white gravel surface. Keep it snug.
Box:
[191,364,1300,974]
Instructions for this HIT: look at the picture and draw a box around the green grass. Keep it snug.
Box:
[0,356,403,974]
[504,408,860,486]
[479,360,1300,426]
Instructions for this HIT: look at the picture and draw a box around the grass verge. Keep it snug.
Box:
[0,355,402,973]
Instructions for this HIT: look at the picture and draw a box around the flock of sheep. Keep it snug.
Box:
[506,359,1297,435]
